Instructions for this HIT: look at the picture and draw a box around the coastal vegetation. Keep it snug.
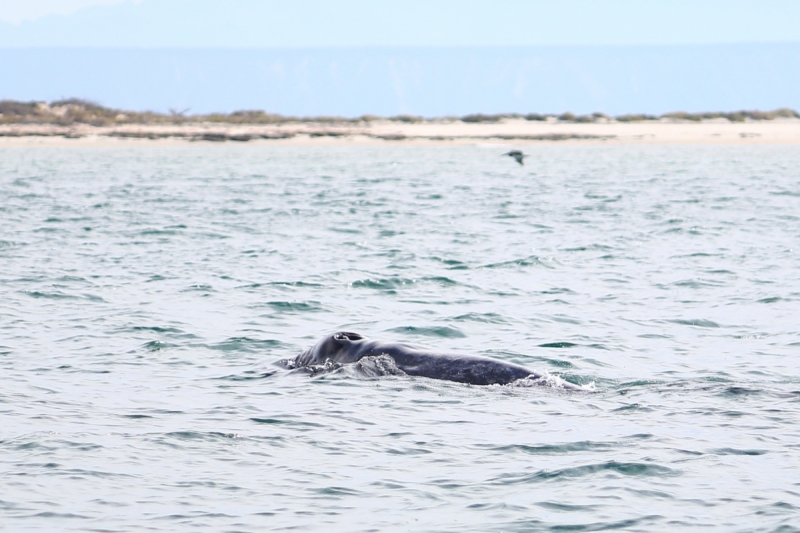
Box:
[1,99,797,126]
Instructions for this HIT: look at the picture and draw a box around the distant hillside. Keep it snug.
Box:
[1,45,800,116]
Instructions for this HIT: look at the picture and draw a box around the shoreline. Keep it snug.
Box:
[2,118,800,146]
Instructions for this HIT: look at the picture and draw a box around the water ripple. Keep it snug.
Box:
[2,145,799,533]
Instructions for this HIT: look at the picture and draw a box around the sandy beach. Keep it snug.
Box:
[1,118,799,146]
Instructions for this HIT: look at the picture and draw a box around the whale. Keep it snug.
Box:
[289,331,578,388]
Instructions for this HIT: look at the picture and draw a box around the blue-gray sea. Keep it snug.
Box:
[1,144,799,532]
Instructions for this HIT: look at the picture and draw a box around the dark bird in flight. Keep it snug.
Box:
[504,150,526,165]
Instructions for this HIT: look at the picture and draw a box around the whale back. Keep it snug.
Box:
[292,331,572,387]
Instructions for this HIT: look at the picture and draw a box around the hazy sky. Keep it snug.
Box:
[1,0,799,47]
[0,0,131,24]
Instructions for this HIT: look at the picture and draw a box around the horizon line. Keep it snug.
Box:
[2,99,798,123]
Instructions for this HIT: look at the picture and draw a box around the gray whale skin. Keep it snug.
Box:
[294,331,562,386]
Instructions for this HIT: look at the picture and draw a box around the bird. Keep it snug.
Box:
[504,150,526,165]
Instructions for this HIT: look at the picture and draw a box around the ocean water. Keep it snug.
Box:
[1,144,799,532]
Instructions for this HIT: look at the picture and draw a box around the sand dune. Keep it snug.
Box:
[1,118,799,146]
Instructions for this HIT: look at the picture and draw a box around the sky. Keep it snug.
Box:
[1,0,799,47]
[1,1,799,115]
